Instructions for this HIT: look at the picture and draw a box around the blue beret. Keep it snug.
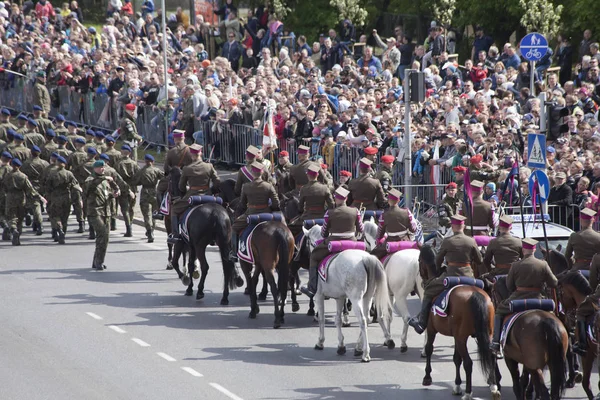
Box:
[56,114,66,122]
[105,136,115,143]
[50,152,59,159]
[17,114,28,121]
[57,135,68,143]
[33,105,43,111]
[13,133,24,141]
[45,128,55,137]
[27,118,38,126]
[99,153,110,161]
[31,145,41,153]
[1,108,10,116]
[87,147,98,155]
[86,129,95,136]
[56,156,67,164]
[66,121,77,127]
[6,128,16,137]
[75,137,86,144]
[95,131,105,138]
[121,144,132,152]
[145,154,155,162]
[93,160,105,168]
[1,151,12,159]
[11,158,22,167]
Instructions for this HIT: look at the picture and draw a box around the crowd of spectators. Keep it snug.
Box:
[4,0,600,219]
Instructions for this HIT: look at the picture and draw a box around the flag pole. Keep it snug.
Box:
[536,181,550,259]
[515,160,526,238]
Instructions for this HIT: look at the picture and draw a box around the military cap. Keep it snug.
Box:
[17,114,28,121]
[581,208,597,220]
[251,161,264,173]
[499,215,514,228]
[190,144,202,154]
[297,145,310,154]
[307,164,320,176]
[145,154,155,162]
[105,136,115,143]
[99,153,110,161]
[75,137,86,144]
[93,160,105,168]
[56,156,67,164]
[33,105,43,111]
[13,133,24,141]
[55,114,66,122]
[387,188,402,201]
[31,145,41,153]
[450,214,467,225]
[1,151,12,159]
[246,145,259,158]
[522,238,538,250]
[334,187,350,199]
[85,129,95,136]
[364,147,378,155]
[471,180,485,191]
[27,118,38,126]
[1,108,10,116]
[87,147,98,155]
[381,155,395,164]
[121,144,132,152]
[50,152,59,159]
[95,131,105,138]
[11,158,22,167]
[57,135,68,143]
[45,128,55,137]
[359,158,373,169]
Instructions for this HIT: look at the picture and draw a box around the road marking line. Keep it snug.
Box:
[210,383,244,400]
[181,367,203,377]
[108,325,127,334]
[156,352,176,362]
[131,338,151,347]
[86,312,103,320]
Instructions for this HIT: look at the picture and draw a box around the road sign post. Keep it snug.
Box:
[527,133,546,169]
[520,33,548,95]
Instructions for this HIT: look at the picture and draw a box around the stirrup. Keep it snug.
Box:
[300,286,315,298]
[167,234,180,244]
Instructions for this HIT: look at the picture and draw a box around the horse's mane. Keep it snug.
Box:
[363,219,378,238]
[548,249,569,275]
[560,271,592,296]
[419,245,439,277]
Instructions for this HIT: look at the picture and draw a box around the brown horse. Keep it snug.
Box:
[164,167,189,273]
[559,271,595,399]
[239,221,294,329]
[419,246,500,400]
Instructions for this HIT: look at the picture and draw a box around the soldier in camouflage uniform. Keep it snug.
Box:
[41,129,58,162]
[21,145,49,235]
[102,136,122,165]
[45,156,81,244]
[52,115,69,138]
[438,182,460,228]
[0,108,16,142]
[32,105,54,135]
[24,118,46,149]
[15,115,29,135]
[84,129,97,152]
[69,137,89,233]
[99,153,129,232]
[120,104,143,161]
[33,71,51,116]
[65,122,81,152]
[55,136,73,160]
[10,133,31,162]
[115,145,140,237]
[375,155,395,193]
[84,160,121,270]
[134,154,164,242]
[93,131,108,154]
[80,147,100,238]
[0,151,14,239]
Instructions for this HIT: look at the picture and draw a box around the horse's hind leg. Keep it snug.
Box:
[422,329,437,386]
[247,263,260,318]
[452,346,463,395]
[195,242,210,300]
[393,292,411,352]
[531,369,549,400]
[334,298,346,355]
[307,297,316,317]
[185,245,195,297]
[566,339,583,387]
[457,337,473,399]
[167,242,174,270]
[342,298,350,327]
[258,270,268,301]
[289,262,300,312]
[352,296,371,362]
[264,268,282,329]
[582,351,595,400]
[506,357,523,400]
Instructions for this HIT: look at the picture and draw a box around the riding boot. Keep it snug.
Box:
[11,229,20,246]
[57,229,66,245]
[300,266,318,297]
[77,221,84,233]
[25,214,32,227]
[2,227,11,241]
[147,229,154,243]
[36,224,43,236]
[229,232,239,261]
[88,225,96,240]
[490,315,503,353]
[31,220,38,232]
[573,320,588,356]
[152,211,164,220]
[52,228,58,242]
[167,215,180,244]
[110,218,117,231]
[408,297,432,335]
[123,224,132,237]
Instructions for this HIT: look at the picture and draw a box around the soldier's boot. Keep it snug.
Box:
[573,320,588,356]
[31,220,38,232]
[77,221,85,234]
[35,223,43,236]
[110,218,117,231]
[152,211,164,220]
[147,229,154,243]
[490,315,503,354]
[167,215,181,244]
[408,297,433,335]
[57,229,66,245]
[52,228,58,242]
[2,226,11,241]
[124,224,133,237]
[25,214,32,227]
[300,266,318,298]
[228,232,239,261]
[88,225,96,240]
[11,229,20,246]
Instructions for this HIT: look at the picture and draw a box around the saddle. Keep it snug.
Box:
[474,235,493,247]
[238,213,285,264]
[432,277,485,318]
[318,240,366,282]
[500,300,556,348]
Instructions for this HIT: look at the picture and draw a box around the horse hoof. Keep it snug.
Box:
[385,339,396,350]
[196,292,204,300]
[400,345,408,353]
[460,393,473,400]
[166,264,174,270]
[235,277,244,288]
[342,322,351,328]
[258,293,267,301]
[185,290,193,296]
[421,350,427,358]
[566,380,575,389]
[244,287,250,295]
[422,377,432,386]
[220,298,229,306]
[192,270,200,280]
[354,349,363,357]
[574,371,583,383]
[292,303,300,312]
[273,322,281,329]
[347,303,352,311]
[306,309,315,317]
[337,346,346,355]
[490,388,501,400]
[314,344,324,351]
[360,356,370,363]
[452,385,463,396]
[182,276,191,286]
[249,312,257,319]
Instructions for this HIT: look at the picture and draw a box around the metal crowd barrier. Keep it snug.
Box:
[502,204,581,231]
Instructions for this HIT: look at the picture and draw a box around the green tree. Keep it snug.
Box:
[519,0,563,39]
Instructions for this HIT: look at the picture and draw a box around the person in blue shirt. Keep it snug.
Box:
[141,0,154,17]
[357,46,382,74]
[503,43,522,70]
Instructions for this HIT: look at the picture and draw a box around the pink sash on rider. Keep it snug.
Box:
[240,166,253,181]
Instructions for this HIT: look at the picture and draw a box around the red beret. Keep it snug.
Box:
[340,170,352,177]
[453,166,467,173]
[381,155,394,164]
[364,147,378,155]
[278,151,289,157]
[470,154,483,163]
[125,103,136,111]
[446,182,457,189]
[320,163,328,169]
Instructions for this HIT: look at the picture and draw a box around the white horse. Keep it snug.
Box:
[363,220,427,356]
[303,225,394,362]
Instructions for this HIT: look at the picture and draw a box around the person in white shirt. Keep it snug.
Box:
[478,78,495,104]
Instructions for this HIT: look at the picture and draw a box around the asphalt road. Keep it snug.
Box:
[0,213,594,400]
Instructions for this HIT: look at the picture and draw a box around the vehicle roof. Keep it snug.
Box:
[510,221,573,240]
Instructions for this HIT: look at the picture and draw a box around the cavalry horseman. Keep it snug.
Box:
[235,145,271,197]
[482,215,522,277]
[287,145,324,198]
[460,179,497,236]
[564,208,600,272]
[348,158,386,211]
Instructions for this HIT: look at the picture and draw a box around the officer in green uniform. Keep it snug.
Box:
[45,156,81,244]
[102,136,122,165]
[21,145,49,235]
[363,146,378,177]
[286,145,324,198]
[24,118,46,149]
[565,208,600,271]
[41,129,58,162]
[460,179,497,236]
[69,137,89,233]
[438,182,460,228]
[409,214,483,334]
[230,161,280,259]
[134,154,164,242]
[84,160,121,270]
[120,103,143,161]
[115,145,140,237]
[234,146,271,197]
[453,166,466,200]
[32,105,54,135]
[375,155,395,193]
[348,158,386,211]
[490,238,558,353]
[482,215,523,277]
[300,187,364,297]
[275,150,292,197]
[0,108,16,142]
[33,71,51,116]
[371,188,418,259]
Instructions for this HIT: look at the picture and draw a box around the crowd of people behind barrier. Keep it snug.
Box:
[4,0,600,228]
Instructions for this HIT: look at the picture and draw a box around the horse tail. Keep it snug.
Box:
[542,316,567,399]
[364,255,392,323]
[213,207,237,290]
[274,227,291,300]
[469,290,495,382]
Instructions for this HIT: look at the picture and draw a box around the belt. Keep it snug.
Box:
[495,264,512,270]
[330,231,356,237]
[307,206,325,211]
[448,262,471,267]
[576,259,593,264]
[353,200,374,205]
[387,230,408,237]
[466,226,490,230]
[517,286,541,292]
[249,204,268,208]
[190,185,209,190]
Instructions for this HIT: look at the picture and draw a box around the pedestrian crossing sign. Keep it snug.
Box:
[527,133,546,169]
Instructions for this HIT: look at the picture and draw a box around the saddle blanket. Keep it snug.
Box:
[318,253,341,282]
[238,222,267,264]
[179,205,201,242]
[432,285,461,318]
[159,192,171,215]
[500,310,537,348]
[580,270,590,280]
[588,324,598,345]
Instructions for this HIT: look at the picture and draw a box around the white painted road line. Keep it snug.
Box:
[85,312,103,320]
[131,338,151,347]
[181,367,203,377]
[108,325,127,334]
[210,383,244,400]
[156,352,176,362]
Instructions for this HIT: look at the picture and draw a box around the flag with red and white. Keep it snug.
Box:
[262,106,277,151]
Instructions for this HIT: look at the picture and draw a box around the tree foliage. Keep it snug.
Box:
[330,0,369,26]
[519,0,563,39]
[432,0,456,27]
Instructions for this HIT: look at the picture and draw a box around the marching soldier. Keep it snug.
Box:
[460,180,497,236]
[69,137,90,233]
[15,115,29,135]
[438,182,460,228]
[0,108,16,141]
[55,136,73,160]
[133,154,164,242]
[41,129,58,162]
[94,131,108,154]
[409,215,483,334]
[156,130,192,219]
[33,71,51,116]
[337,170,352,192]
[24,118,46,149]
[371,188,417,259]
[21,145,49,235]
[4,158,45,245]
[275,150,292,197]
[84,129,97,152]
[102,136,122,165]
[32,105,54,135]
[84,160,121,270]
[230,162,280,260]
[80,147,100,238]
[115,145,140,237]
[288,164,334,238]
[99,153,129,232]
[65,122,81,151]
[53,115,69,138]
[300,187,363,297]
[169,144,220,243]
[348,158,386,211]
[120,104,143,161]
[490,238,558,353]
[0,151,14,238]
[375,155,395,193]
[234,145,270,197]
[287,145,324,198]
[564,208,600,271]
[10,133,31,162]
[45,156,81,244]
[482,215,522,277]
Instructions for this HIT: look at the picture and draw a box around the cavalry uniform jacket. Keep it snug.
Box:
[460,196,497,236]
[347,173,386,211]
[234,163,271,197]
[482,232,523,275]
[375,166,393,192]
[298,180,333,221]
[376,205,416,241]
[496,254,558,316]
[565,227,600,270]
[235,177,280,223]
[172,160,221,216]
[321,205,363,241]
[435,231,482,275]
[287,159,324,196]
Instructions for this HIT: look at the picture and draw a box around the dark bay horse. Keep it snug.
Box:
[419,245,500,399]
[165,167,187,271]
[239,221,294,329]
[171,202,244,305]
